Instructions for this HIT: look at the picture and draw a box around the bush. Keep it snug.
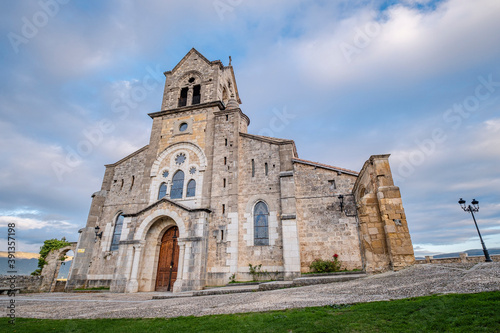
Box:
[309,254,342,273]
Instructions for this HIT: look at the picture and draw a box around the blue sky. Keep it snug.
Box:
[0,0,499,258]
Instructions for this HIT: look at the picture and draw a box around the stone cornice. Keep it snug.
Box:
[122,197,211,218]
[148,101,225,119]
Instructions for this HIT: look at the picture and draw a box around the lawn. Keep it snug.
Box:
[2,291,499,332]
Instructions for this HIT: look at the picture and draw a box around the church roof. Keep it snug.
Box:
[292,157,359,176]
[105,145,149,167]
[239,133,298,157]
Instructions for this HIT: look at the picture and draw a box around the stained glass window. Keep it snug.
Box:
[186,179,196,197]
[110,214,124,251]
[175,153,186,165]
[158,182,167,199]
[254,201,269,246]
[170,170,184,199]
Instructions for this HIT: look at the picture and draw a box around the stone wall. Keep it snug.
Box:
[415,253,500,264]
[353,155,414,272]
[0,275,43,293]
[293,162,363,272]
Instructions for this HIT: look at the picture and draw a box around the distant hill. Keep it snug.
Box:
[0,251,39,259]
[416,248,500,260]
[0,251,73,278]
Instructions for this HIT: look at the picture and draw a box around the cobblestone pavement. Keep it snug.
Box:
[2,263,500,319]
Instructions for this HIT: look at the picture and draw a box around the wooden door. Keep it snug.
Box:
[155,226,179,291]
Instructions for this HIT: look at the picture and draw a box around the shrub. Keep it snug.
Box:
[309,254,342,273]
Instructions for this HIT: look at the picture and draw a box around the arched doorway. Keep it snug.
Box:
[155,226,179,291]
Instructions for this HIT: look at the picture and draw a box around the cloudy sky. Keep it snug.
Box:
[1,0,499,258]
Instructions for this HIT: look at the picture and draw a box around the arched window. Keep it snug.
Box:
[170,170,184,199]
[254,201,269,246]
[186,179,196,197]
[158,182,167,200]
[110,214,124,251]
[192,85,201,105]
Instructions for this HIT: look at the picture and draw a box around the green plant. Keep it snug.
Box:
[229,273,236,283]
[309,253,342,273]
[31,238,71,275]
[248,264,263,281]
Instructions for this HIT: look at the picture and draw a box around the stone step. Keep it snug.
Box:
[293,273,367,287]
[152,273,367,299]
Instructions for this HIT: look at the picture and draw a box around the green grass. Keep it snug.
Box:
[2,291,499,332]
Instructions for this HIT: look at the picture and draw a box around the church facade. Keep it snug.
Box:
[66,49,415,293]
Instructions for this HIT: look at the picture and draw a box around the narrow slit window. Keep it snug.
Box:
[265,163,268,176]
[226,114,229,121]
[221,230,224,242]
[224,157,227,165]
[223,178,226,188]
[192,85,201,105]
[178,87,188,107]
[251,159,255,177]
[130,175,135,190]
[225,138,228,146]
[222,204,225,214]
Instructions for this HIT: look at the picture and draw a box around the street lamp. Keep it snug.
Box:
[458,198,492,262]
[94,226,103,241]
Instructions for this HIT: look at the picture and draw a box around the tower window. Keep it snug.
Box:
[225,138,228,146]
[226,115,229,121]
[170,170,185,199]
[265,163,268,176]
[179,122,188,132]
[224,157,227,165]
[130,175,135,190]
[110,214,124,251]
[186,179,196,197]
[254,201,269,246]
[222,204,225,214]
[178,87,188,107]
[192,85,201,105]
[251,159,255,177]
[158,182,167,199]
[223,178,226,188]
[188,77,195,83]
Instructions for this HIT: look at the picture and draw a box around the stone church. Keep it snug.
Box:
[66,48,415,293]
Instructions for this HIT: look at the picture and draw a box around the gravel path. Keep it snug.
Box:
[3,263,500,319]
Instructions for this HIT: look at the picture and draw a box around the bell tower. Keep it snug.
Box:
[160,48,241,111]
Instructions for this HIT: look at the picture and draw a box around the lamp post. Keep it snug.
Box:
[458,198,492,262]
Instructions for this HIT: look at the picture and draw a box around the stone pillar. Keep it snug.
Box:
[172,241,185,293]
[125,244,143,293]
[279,170,301,279]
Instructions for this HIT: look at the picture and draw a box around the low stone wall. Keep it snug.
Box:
[0,275,43,293]
[415,253,500,264]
